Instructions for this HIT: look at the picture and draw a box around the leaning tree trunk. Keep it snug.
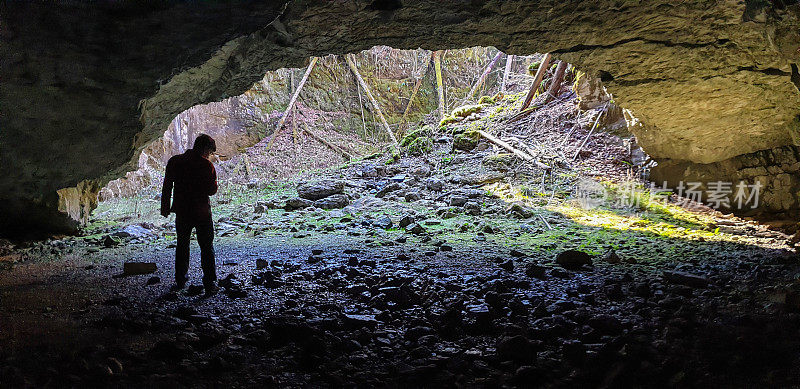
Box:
[346,54,398,145]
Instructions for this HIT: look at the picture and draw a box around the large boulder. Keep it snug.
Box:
[296,180,345,201]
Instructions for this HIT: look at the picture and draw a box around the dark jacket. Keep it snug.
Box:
[161,149,218,221]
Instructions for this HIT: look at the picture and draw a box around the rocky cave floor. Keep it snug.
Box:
[3,97,800,387]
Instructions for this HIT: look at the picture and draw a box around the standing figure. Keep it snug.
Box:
[161,134,219,296]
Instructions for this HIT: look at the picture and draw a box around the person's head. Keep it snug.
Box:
[193,134,216,158]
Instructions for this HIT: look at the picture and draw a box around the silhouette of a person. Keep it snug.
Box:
[161,134,219,296]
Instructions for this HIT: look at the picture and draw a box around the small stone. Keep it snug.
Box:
[663,270,709,288]
[424,178,444,192]
[123,262,157,276]
[399,215,415,228]
[313,194,349,210]
[407,223,425,235]
[600,250,621,264]
[555,250,592,269]
[404,192,422,202]
[497,335,538,362]
[343,314,378,329]
[449,195,468,206]
[525,263,547,279]
[376,183,402,198]
[374,216,393,229]
[285,197,314,211]
[510,249,527,257]
[498,259,514,271]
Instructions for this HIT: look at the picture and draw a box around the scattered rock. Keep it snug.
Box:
[314,194,350,210]
[663,270,709,288]
[525,263,547,279]
[556,250,592,269]
[600,250,621,264]
[407,223,425,235]
[497,335,538,362]
[123,262,157,276]
[374,216,393,229]
[297,180,345,200]
[424,178,444,192]
[285,197,314,211]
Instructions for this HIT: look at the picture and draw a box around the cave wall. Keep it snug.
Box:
[1,0,799,236]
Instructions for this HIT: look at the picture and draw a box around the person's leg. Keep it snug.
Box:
[174,215,192,288]
[196,217,217,290]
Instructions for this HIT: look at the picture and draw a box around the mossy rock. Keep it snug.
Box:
[385,147,401,165]
[482,153,516,170]
[451,104,484,118]
[440,115,459,127]
[477,95,495,105]
[399,126,431,147]
[406,136,433,156]
[453,130,481,151]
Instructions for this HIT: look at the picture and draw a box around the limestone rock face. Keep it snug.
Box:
[1,0,799,234]
[651,145,800,217]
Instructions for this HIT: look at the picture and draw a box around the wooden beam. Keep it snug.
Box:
[433,50,445,120]
[464,51,503,103]
[500,54,514,93]
[519,53,551,112]
[544,61,568,104]
[267,57,318,150]
[346,54,398,144]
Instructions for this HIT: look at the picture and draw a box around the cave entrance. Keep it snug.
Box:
[5,46,800,388]
[94,46,647,230]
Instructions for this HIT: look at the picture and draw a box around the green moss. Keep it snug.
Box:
[477,95,495,105]
[406,136,433,156]
[399,125,432,147]
[385,147,401,164]
[440,115,459,127]
[451,104,484,118]
[527,61,541,75]
[453,130,481,151]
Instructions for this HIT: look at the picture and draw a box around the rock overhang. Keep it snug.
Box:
[1,0,799,236]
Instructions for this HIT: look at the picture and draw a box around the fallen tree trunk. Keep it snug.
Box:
[544,61,569,104]
[267,57,318,150]
[519,53,551,112]
[463,51,503,103]
[302,123,353,161]
[346,54,398,145]
[477,130,551,170]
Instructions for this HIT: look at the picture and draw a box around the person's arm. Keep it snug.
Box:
[161,159,174,217]
[206,163,218,196]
